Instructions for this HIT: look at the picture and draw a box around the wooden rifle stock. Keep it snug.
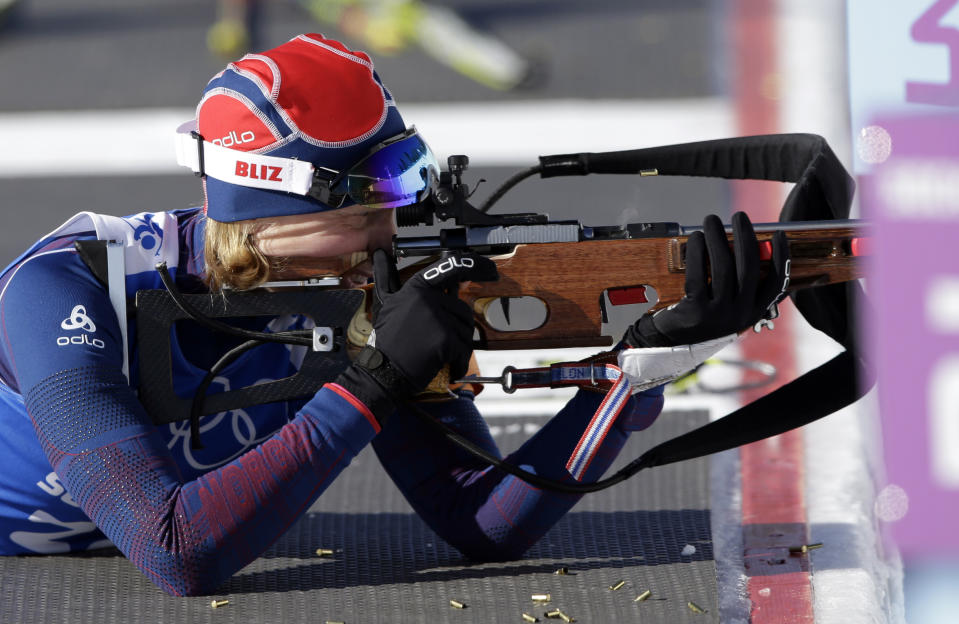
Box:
[456,224,865,350]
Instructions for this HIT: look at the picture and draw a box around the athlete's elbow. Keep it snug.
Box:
[128,536,232,597]
[148,558,231,597]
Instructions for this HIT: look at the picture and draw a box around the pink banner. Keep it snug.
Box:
[865,112,959,555]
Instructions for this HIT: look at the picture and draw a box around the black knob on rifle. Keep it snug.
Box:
[448,154,469,187]
[448,154,469,173]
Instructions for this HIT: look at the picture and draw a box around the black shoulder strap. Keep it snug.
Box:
[74,240,110,288]
[611,134,873,472]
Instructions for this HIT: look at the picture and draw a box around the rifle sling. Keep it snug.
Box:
[572,134,872,473]
[629,348,870,471]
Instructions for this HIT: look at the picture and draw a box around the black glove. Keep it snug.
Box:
[335,249,498,423]
[625,211,790,348]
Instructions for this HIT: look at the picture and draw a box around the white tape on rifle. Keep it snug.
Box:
[617,334,736,392]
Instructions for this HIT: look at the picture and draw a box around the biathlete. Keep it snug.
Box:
[0,34,788,595]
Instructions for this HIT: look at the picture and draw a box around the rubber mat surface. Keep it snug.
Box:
[1,410,717,623]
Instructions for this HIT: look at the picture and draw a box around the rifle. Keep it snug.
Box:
[273,141,865,353]
[136,133,870,491]
[394,214,864,352]
[392,133,870,484]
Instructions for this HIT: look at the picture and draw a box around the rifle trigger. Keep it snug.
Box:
[500,297,511,325]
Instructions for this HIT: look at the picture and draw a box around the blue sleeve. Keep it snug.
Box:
[371,384,664,561]
[0,250,380,595]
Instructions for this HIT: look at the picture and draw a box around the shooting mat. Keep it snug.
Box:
[1,410,718,624]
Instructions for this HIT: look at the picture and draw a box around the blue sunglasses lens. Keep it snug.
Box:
[343,131,439,209]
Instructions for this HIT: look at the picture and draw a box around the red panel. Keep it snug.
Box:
[732,1,814,622]
[606,286,648,306]
[198,94,279,151]
[266,34,385,143]
[748,572,814,622]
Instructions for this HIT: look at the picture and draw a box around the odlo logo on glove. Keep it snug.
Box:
[423,256,475,281]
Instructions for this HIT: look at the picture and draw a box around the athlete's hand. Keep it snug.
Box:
[334,250,498,422]
[371,249,498,390]
[624,211,790,348]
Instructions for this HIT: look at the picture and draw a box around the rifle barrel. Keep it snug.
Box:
[679,218,867,234]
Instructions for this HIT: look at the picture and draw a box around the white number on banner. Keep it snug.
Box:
[927,275,959,489]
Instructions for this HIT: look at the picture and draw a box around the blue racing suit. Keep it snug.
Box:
[0,207,664,595]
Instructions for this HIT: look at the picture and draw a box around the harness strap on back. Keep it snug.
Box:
[75,240,129,382]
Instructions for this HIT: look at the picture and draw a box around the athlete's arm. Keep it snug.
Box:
[372,385,663,561]
[0,250,380,596]
[375,212,785,559]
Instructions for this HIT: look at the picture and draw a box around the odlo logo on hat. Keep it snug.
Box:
[212,130,256,147]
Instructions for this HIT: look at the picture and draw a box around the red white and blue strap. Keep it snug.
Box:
[563,364,632,481]
[460,355,634,481]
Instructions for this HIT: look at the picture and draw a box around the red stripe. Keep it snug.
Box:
[325,383,382,434]
[732,1,813,622]
[568,374,630,479]
[565,368,626,478]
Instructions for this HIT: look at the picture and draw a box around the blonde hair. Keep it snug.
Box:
[203,216,276,292]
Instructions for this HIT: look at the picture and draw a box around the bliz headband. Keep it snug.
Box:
[175,121,440,211]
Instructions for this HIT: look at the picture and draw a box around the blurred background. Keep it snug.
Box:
[0,0,737,265]
[1,1,956,622]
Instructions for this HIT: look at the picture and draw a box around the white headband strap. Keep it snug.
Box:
[174,120,316,196]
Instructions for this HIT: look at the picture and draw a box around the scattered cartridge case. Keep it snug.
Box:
[544,609,562,618]
[554,567,569,575]
[788,542,824,554]
[325,621,345,624]
[687,601,706,614]
[315,548,335,557]
[634,589,652,602]
[210,599,229,609]
[557,611,575,623]
[608,579,626,591]
[450,599,467,609]
[531,593,551,602]
[522,614,539,623]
